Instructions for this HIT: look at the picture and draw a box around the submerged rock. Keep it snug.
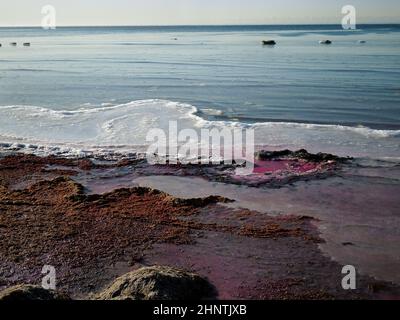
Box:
[95,266,217,300]
[0,285,70,301]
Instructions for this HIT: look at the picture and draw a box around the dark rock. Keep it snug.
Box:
[168,195,234,207]
[262,40,276,45]
[319,40,332,45]
[255,149,350,163]
[10,42,17,46]
[95,266,217,300]
[292,149,342,162]
[255,149,292,160]
[342,242,354,246]
[0,285,71,301]
[23,43,31,47]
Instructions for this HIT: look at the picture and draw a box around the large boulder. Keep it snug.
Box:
[95,266,217,300]
[0,285,70,301]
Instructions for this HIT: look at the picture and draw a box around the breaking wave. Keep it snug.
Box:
[0,99,399,159]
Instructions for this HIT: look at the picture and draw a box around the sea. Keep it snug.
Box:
[0,24,399,159]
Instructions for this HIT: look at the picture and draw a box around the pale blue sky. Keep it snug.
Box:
[1,0,399,26]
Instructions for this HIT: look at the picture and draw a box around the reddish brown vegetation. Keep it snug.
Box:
[0,154,397,299]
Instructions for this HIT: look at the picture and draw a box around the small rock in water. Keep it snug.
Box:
[262,40,276,45]
[10,42,17,46]
[358,40,366,44]
[319,40,332,45]
[23,42,31,47]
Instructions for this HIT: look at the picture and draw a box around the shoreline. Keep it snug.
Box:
[1,151,399,300]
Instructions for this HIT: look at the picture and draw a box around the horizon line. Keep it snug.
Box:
[1,22,400,28]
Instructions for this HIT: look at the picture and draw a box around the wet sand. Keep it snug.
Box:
[0,153,399,299]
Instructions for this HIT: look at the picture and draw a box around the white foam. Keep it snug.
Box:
[0,99,399,159]
[200,108,224,116]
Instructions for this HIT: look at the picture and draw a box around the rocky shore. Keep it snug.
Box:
[0,152,399,300]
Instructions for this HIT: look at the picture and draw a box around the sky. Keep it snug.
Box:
[1,0,399,26]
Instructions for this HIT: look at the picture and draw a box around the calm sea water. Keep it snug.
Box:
[0,25,399,158]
